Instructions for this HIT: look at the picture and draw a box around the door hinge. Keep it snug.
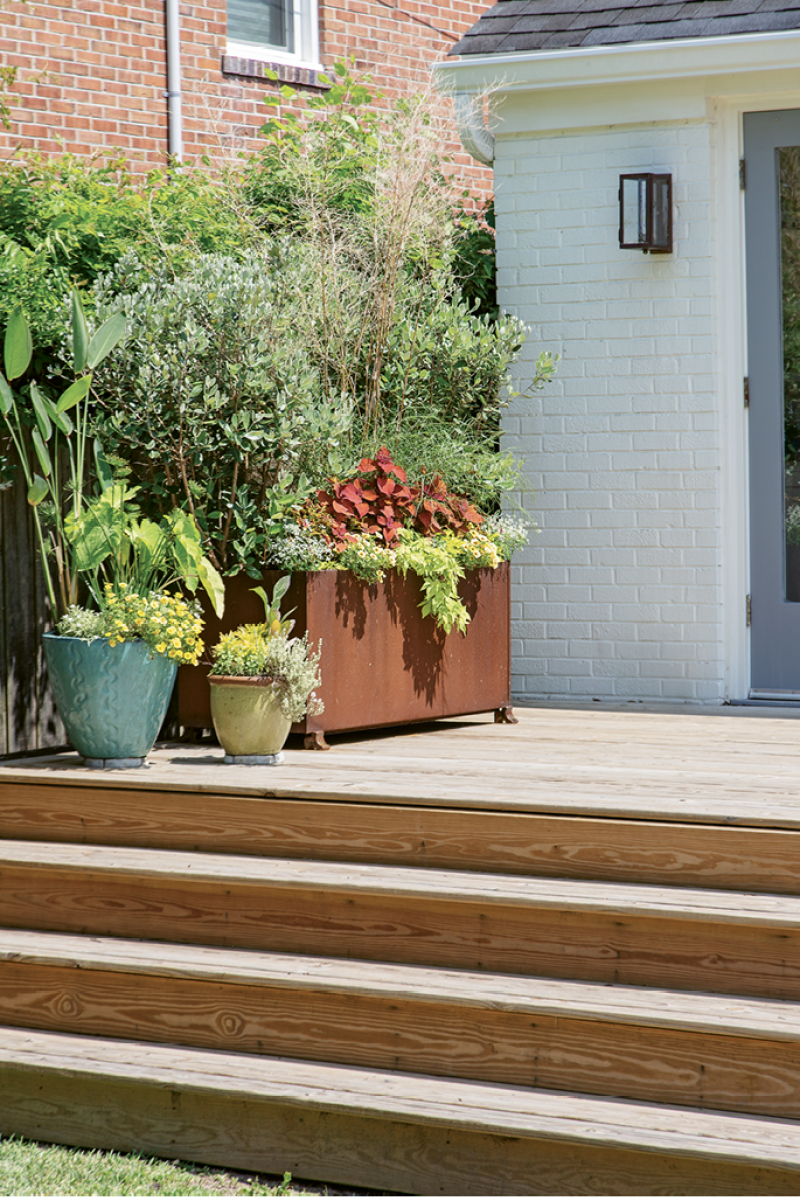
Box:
[746,594,752,627]
[744,376,750,407]
[739,158,746,190]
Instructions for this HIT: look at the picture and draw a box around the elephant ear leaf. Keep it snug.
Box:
[71,292,89,373]
[0,374,13,416]
[198,557,225,618]
[31,428,51,477]
[27,475,48,506]
[87,312,126,370]
[4,307,32,382]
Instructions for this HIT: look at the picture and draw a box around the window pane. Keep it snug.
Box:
[228,0,294,53]
[779,147,800,600]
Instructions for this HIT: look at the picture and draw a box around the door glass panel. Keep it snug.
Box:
[780,147,800,600]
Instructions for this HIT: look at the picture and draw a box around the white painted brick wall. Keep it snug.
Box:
[498,120,722,702]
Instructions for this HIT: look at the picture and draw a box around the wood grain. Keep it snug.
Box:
[3,855,800,997]
[2,1027,800,1195]
[7,701,800,831]
[4,956,800,1116]
[5,781,800,893]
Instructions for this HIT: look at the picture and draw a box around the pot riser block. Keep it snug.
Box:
[3,958,800,1117]
[2,1054,799,1197]
[3,861,800,998]
[5,782,800,895]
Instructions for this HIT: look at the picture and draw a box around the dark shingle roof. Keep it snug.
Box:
[451,0,800,57]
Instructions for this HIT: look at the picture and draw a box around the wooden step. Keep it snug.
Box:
[1,1025,799,1195]
[3,930,800,1118]
[6,775,800,894]
[2,840,800,998]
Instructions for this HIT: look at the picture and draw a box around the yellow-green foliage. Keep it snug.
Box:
[58,583,204,665]
[210,627,323,723]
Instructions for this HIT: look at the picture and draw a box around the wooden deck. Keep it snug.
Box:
[2,702,800,1193]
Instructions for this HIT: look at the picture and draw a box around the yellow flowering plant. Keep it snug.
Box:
[58,582,204,666]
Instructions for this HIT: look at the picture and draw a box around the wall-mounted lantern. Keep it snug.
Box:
[619,173,672,253]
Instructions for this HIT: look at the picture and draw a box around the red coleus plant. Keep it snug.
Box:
[300,447,485,548]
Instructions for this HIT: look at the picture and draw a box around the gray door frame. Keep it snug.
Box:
[744,109,800,695]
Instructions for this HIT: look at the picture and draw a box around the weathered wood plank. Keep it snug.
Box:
[4,952,800,1115]
[2,846,800,996]
[2,1027,800,1196]
[0,839,797,924]
[5,930,800,1040]
[10,703,800,829]
[4,780,800,892]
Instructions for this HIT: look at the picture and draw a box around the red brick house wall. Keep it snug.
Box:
[0,0,489,192]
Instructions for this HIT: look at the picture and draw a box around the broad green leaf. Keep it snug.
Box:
[93,438,113,490]
[50,405,73,437]
[31,428,51,476]
[27,475,48,506]
[198,556,225,618]
[0,374,12,416]
[71,292,89,373]
[30,382,52,441]
[4,307,32,382]
[272,574,291,604]
[56,375,91,413]
[65,485,127,572]
[86,312,126,370]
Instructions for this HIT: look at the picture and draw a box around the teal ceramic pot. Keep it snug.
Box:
[43,633,177,768]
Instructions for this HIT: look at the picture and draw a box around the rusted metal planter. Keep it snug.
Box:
[174,564,514,746]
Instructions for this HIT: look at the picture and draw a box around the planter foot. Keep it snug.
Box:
[83,756,148,770]
[223,752,284,766]
[304,731,331,751]
[494,706,519,725]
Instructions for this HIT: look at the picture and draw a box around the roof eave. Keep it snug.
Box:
[433,27,800,94]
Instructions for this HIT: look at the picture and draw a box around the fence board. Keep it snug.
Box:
[0,471,64,756]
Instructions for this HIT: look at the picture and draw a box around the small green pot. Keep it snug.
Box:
[43,633,177,768]
[209,676,291,765]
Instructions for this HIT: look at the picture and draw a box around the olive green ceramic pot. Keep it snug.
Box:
[43,633,177,769]
[209,675,291,765]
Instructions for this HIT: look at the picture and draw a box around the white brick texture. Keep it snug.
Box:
[498,121,722,703]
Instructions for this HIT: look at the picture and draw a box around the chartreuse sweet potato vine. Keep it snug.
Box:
[294,448,529,635]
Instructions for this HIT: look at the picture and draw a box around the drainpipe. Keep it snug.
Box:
[165,0,183,163]
[453,92,494,167]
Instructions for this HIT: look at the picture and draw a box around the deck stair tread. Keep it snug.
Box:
[4,929,800,1043]
[11,726,800,827]
[3,1025,800,1169]
[3,838,799,928]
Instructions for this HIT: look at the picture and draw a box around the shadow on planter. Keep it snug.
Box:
[173,564,512,743]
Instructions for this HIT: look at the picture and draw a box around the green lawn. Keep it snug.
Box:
[0,1135,319,1196]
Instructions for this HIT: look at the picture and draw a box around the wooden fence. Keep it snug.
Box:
[0,472,64,756]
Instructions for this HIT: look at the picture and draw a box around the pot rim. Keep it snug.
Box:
[208,674,276,688]
[43,631,148,645]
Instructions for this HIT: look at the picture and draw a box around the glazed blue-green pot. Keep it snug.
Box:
[43,633,177,768]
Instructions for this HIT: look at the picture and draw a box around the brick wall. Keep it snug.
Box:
[497,121,723,703]
[0,0,490,193]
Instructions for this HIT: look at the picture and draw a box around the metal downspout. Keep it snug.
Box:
[165,0,183,163]
[453,92,494,167]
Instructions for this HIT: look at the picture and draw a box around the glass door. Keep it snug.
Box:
[745,110,800,694]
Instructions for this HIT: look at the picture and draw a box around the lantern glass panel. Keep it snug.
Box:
[651,174,672,251]
[621,176,648,247]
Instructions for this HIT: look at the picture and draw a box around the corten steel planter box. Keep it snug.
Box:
[174,564,514,746]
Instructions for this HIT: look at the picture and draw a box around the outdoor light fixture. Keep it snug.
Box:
[618,173,672,253]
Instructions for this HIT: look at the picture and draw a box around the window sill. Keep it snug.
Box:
[221,53,329,89]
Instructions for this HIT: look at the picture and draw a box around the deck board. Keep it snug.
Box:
[4,704,800,828]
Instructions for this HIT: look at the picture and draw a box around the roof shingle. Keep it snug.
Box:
[450,0,800,56]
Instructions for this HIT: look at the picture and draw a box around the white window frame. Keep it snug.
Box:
[227,0,321,71]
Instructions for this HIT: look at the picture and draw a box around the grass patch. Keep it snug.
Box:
[0,1135,320,1196]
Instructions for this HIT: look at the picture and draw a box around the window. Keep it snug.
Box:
[227,0,320,68]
